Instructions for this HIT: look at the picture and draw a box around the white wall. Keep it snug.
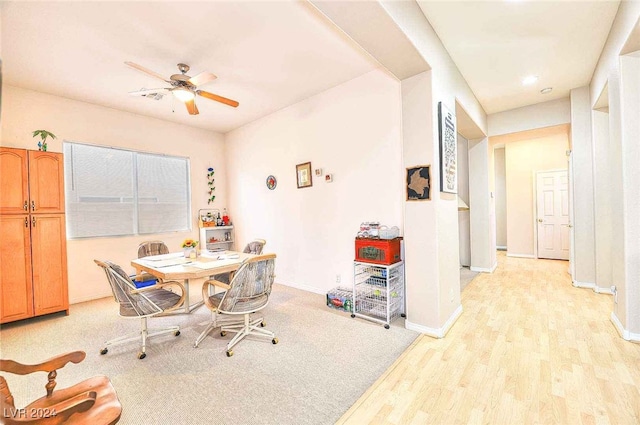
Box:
[468,138,495,272]
[494,148,507,248]
[592,110,613,293]
[224,70,403,295]
[619,53,640,335]
[570,86,596,286]
[500,127,570,257]
[590,1,640,106]
[380,0,489,334]
[488,98,571,137]
[590,4,640,335]
[1,85,225,303]
[457,134,470,266]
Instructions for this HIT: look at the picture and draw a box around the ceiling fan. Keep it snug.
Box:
[125,61,239,115]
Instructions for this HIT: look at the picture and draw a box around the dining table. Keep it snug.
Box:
[131,250,255,314]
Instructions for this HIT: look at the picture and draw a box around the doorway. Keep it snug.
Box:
[536,169,570,260]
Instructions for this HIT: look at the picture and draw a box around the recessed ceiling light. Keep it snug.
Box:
[540,87,553,94]
[522,75,538,85]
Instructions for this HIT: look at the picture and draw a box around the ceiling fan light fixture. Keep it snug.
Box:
[172,87,195,102]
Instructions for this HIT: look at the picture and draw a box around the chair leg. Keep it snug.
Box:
[194,312,218,348]
[193,311,245,347]
[100,316,180,359]
[141,317,148,354]
[221,314,276,354]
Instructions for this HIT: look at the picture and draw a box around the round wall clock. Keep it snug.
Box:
[266,175,277,190]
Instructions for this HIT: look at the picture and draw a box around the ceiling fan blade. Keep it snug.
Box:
[185,98,199,115]
[128,88,169,96]
[188,71,217,87]
[125,61,169,82]
[197,90,239,108]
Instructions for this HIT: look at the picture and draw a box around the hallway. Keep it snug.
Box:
[339,252,640,424]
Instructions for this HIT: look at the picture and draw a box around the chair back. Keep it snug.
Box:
[138,241,169,258]
[94,260,163,317]
[243,239,266,255]
[218,253,276,314]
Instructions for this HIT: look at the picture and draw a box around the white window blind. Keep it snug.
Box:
[63,142,191,238]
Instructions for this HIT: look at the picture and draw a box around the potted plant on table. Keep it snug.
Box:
[182,239,198,259]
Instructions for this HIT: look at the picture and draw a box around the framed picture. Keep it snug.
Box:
[406,165,431,201]
[296,162,312,188]
[438,101,457,194]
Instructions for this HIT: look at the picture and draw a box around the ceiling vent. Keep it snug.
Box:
[137,88,165,101]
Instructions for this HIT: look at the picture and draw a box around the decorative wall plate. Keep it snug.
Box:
[266,175,277,190]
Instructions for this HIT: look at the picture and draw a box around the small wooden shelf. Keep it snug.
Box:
[200,225,234,251]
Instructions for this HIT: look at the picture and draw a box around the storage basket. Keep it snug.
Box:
[379,226,399,240]
[355,237,402,265]
[326,287,354,312]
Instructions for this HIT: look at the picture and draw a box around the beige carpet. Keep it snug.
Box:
[0,284,418,424]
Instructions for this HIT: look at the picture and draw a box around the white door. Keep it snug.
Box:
[567,152,575,275]
[536,170,570,260]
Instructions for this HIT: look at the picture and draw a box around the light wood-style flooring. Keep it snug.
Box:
[338,252,640,424]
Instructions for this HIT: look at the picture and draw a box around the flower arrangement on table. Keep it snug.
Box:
[182,239,199,258]
[182,239,198,249]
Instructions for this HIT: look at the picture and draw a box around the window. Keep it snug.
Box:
[63,142,191,238]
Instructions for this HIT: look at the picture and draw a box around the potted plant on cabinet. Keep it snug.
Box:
[32,130,57,152]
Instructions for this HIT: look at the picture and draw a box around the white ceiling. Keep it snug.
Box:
[1,1,379,134]
[1,1,623,132]
[417,0,620,114]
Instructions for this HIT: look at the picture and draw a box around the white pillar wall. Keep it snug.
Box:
[592,110,613,294]
[607,67,628,328]
[457,134,471,267]
[619,54,640,336]
[569,87,596,287]
[401,72,442,334]
[469,137,496,272]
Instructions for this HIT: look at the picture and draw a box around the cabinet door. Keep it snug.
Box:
[0,215,34,323]
[0,148,29,214]
[31,214,69,316]
[28,151,65,213]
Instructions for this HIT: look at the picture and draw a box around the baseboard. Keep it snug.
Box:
[470,261,497,273]
[572,281,596,289]
[572,281,614,295]
[405,305,462,338]
[506,253,536,259]
[496,246,507,251]
[70,292,112,304]
[610,312,640,342]
[594,286,614,295]
[280,282,326,296]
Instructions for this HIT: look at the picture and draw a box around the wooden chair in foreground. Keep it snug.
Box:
[0,351,122,425]
[195,253,278,357]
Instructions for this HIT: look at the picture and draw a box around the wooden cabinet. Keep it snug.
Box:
[0,215,34,322]
[0,148,65,214]
[0,148,69,324]
[0,148,29,214]
[31,214,69,316]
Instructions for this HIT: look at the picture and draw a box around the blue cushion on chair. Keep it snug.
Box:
[133,279,157,289]
[129,274,158,289]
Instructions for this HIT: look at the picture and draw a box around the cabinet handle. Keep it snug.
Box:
[24,200,28,211]
[32,217,36,227]
[31,200,36,211]
[25,217,29,227]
